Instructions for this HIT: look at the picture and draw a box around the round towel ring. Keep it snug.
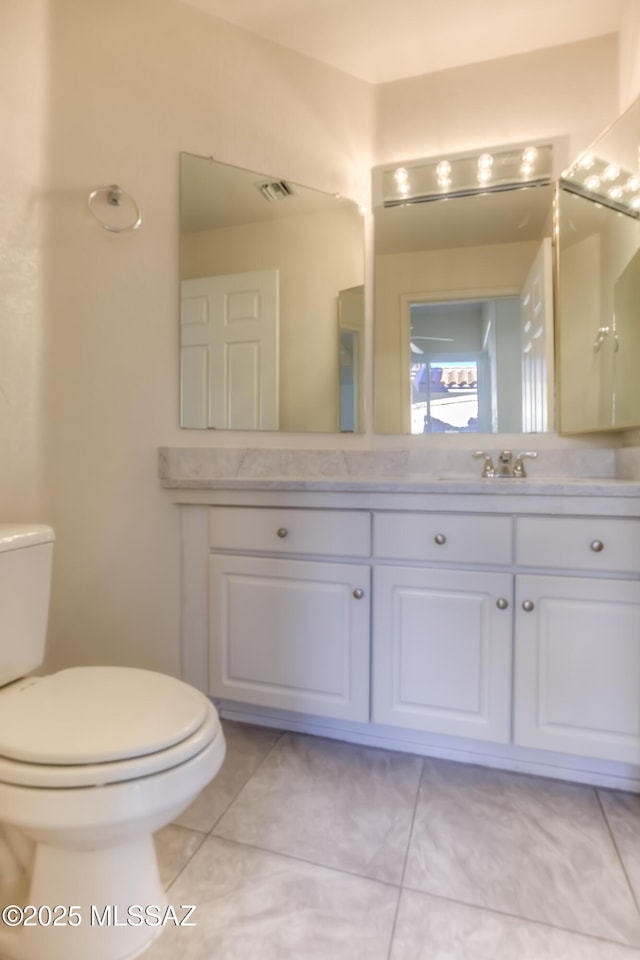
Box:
[88,184,142,233]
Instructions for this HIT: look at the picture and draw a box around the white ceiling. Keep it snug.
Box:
[179,0,625,84]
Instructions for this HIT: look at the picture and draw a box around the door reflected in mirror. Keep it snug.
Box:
[373,165,555,435]
[180,153,365,432]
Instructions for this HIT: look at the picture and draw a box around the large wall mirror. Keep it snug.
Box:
[180,153,364,432]
[558,97,640,434]
[373,147,555,435]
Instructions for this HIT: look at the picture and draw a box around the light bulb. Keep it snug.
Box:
[585,175,600,190]
[608,186,623,200]
[603,163,620,181]
[577,153,595,169]
[478,153,493,171]
[522,146,538,165]
[394,167,408,185]
[436,160,451,178]
[631,196,640,210]
[625,175,640,192]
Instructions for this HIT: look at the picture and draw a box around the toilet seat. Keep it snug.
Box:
[0,667,221,789]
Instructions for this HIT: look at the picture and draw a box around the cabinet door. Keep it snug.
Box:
[209,555,370,721]
[372,566,513,742]
[514,574,640,763]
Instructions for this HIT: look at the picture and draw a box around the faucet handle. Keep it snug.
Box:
[472,451,495,478]
[513,451,538,478]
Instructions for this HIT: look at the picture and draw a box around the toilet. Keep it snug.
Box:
[0,524,226,960]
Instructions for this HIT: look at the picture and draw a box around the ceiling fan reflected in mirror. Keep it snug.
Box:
[409,334,455,354]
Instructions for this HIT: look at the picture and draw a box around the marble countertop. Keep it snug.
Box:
[159,447,640,498]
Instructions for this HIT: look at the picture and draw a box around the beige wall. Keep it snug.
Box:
[620,0,640,107]
[1,0,628,678]
[181,207,364,432]
[374,35,619,171]
[40,0,373,673]
[0,0,49,520]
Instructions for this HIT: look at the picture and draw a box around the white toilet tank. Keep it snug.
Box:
[0,524,55,686]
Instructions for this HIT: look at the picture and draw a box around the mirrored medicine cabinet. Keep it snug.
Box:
[179,153,364,433]
[372,146,556,436]
[557,95,640,434]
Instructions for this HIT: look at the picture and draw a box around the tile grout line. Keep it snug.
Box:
[162,825,208,895]
[385,757,425,960]
[206,832,404,892]
[596,787,640,920]
[165,727,286,892]
[206,727,286,836]
[400,880,640,953]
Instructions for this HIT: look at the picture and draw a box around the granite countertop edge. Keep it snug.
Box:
[159,476,640,496]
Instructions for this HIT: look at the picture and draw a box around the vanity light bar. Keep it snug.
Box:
[560,154,640,219]
[383,144,553,206]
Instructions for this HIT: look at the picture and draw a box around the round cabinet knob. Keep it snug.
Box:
[352,588,365,600]
[522,600,535,612]
[590,539,604,553]
[276,527,288,539]
[434,534,446,545]
[496,598,509,610]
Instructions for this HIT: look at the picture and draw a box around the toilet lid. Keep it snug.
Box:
[0,667,208,765]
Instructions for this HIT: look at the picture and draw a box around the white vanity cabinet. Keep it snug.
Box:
[171,480,640,791]
[371,512,514,742]
[208,507,371,721]
[513,517,640,764]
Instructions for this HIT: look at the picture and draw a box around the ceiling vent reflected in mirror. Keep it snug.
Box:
[255,180,296,202]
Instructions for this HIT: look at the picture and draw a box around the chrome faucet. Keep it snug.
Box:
[496,449,515,477]
[512,451,538,478]
[472,451,495,477]
[473,449,537,478]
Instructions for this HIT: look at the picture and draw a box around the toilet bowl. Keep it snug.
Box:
[0,666,225,960]
[0,525,226,960]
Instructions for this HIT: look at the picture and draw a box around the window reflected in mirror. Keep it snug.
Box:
[409,296,524,434]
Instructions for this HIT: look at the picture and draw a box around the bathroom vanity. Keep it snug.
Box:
[170,96,640,792]
[162,449,640,792]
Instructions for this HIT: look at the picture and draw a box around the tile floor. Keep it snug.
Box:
[147,721,640,959]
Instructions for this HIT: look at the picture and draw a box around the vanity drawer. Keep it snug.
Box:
[209,507,371,557]
[516,517,640,573]
[373,513,513,565]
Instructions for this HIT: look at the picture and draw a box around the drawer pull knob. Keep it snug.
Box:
[590,539,604,553]
[434,534,446,545]
[277,527,289,539]
[522,600,535,612]
[353,588,365,600]
[496,598,509,610]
